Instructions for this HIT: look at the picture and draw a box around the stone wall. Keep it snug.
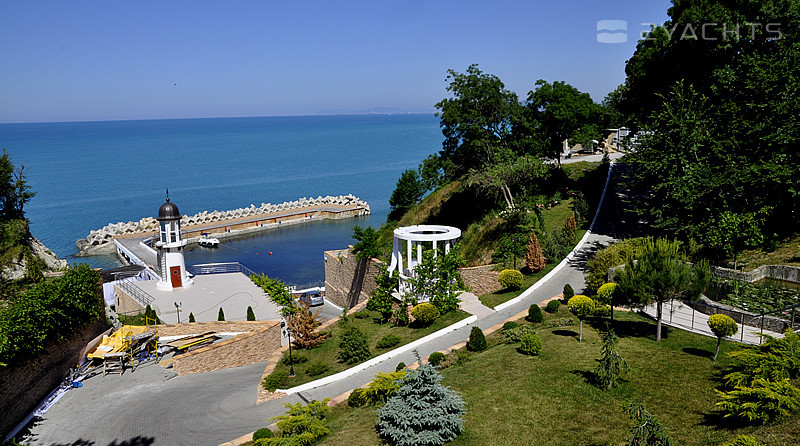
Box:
[460,265,501,296]
[324,248,383,309]
[0,317,109,438]
[171,321,281,375]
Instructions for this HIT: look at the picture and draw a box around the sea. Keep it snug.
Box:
[0,114,442,286]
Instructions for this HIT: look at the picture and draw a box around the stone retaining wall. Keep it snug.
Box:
[169,321,281,375]
[77,195,370,252]
[0,317,109,438]
[459,265,501,296]
[324,248,382,309]
[711,264,800,284]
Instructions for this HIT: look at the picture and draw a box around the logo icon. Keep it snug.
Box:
[597,20,628,43]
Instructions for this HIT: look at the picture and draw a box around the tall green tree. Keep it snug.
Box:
[435,64,521,179]
[620,0,800,242]
[0,150,35,221]
[389,169,425,220]
[615,238,710,342]
[524,80,603,166]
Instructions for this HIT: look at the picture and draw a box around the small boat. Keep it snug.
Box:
[197,235,220,247]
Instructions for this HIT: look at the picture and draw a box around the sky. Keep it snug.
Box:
[0,0,672,123]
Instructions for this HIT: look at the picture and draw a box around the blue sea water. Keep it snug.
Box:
[0,114,442,285]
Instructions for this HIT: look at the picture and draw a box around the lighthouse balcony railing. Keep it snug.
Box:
[189,262,258,278]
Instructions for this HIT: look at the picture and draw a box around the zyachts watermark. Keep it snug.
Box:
[642,22,782,41]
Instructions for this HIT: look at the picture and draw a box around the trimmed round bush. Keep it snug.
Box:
[568,295,595,319]
[348,388,368,408]
[411,302,440,326]
[527,304,543,323]
[253,428,273,441]
[395,362,406,371]
[428,351,446,367]
[306,360,329,377]
[502,321,519,333]
[262,370,289,391]
[708,314,738,338]
[281,353,308,365]
[504,324,537,343]
[466,326,487,352]
[597,282,618,305]
[545,299,560,313]
[498,269,524,290]
[519,333,542,356]
[562,283,575,299]
[376,334,402,349]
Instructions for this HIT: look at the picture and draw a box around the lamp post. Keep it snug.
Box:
[174,301,182,324]
[287,313,295,377]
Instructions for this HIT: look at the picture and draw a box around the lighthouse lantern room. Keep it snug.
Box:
[155,193,193,291]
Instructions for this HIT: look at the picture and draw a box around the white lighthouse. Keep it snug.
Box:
[155,193,193,291]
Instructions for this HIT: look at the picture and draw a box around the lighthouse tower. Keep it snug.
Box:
[155,193,193,291]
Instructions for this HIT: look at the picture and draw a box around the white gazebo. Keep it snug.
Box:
[387,225,461,297]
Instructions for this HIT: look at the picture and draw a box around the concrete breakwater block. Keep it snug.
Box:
[76,194,371,251]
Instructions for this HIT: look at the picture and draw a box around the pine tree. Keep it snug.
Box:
[466,326,487,352]
[562,214,578,245]
[188,312,195,323]
[218,307,225,321]
[337,324,370,364]
[378,358,466,446]
[594,328,629,389]
[288,301,328,349]
[246,306,256,321]
[524,230,546,272]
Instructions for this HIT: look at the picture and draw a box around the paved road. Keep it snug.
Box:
[25,163,626,446]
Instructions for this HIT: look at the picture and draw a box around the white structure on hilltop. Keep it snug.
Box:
[155,193,194,291]
[387,225,461,297]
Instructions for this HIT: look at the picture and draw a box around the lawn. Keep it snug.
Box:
[268,308,468,388]
[315,309,800,446]
[478,262,557,308]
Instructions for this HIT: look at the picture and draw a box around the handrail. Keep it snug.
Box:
[189,262,258,278]
[116,275,155,307]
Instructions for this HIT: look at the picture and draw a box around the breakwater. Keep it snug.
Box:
[76,194,370,254]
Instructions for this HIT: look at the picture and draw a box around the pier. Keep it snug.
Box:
[76,194,370,255]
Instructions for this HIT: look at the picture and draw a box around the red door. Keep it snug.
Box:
[170,266,182,288]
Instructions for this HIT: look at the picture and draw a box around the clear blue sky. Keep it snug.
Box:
[1,0,671,123]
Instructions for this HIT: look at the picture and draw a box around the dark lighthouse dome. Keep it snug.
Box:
[157,195,181,221]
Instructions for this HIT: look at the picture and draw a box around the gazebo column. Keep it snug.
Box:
[407,239,413,271]
[445,241,451,255]
[417,242,422,266]
[433,240,437,258]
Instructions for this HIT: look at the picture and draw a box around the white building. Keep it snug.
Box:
[387,225,461,298]
[155,194,194,291]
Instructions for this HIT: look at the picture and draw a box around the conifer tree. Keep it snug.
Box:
[218,307,225,321]
[246,305,256,321]
[188,312,195,323]
[524,230,546,272]
[562,214,578,245]
[288,301,328,349]
[594,328,629,389]
[377,356,466,446]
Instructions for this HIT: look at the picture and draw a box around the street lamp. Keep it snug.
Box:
[286,313,296,377]
[174,301,182,324]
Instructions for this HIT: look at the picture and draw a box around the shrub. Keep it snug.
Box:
[545,299,560,313]
[622,403,672,446]
[252,428,273,441]
[376,334,402,349]
[716,378,800,424]
[527,304,543,323]
[597,282,618,304]
[217,307,225,321]
[562,283,574,300]
[281,353,308,366]
[377,361,466,446]
[707,313,739,361]
[246,306,256,321]
[547,318,575,328]
[594,329,629,390]
[466,326,487,352]
[585,238,649,294]
[262,370,289,392]
[411,303,440,326]
[266,399,331,445]
[568,295,595,342]
[498,269,524,290]
[501,321,519,333]
[306,360,329,377]
[504,325,537,343]
[188,312,195,323]
[519,333,542,356]
[428,351,446,367]
[348,388,368,407]
[337,324,370,365]
[363,370,408,405]
[592,304,612,318]
[352,310,371,319]
[395,362,406,371]
[525,231,546,273]
[722,436,765,446]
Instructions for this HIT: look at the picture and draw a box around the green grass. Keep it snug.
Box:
[736,233,800,271]
[269,309,468,388]
[314,309,800,446]
[479,263,557,308]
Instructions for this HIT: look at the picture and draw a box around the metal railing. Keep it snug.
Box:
[116,275,155,307]
[676,299,800,344]
[189,262,258,277]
